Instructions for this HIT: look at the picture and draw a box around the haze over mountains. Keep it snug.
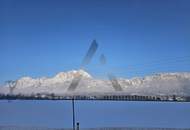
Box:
[0,70,190,96]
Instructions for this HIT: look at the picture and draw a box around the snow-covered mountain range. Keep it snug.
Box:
[0,70,190,96]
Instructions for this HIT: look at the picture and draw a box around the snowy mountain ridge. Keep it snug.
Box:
[0,70,190,96]
[3,69,91,88]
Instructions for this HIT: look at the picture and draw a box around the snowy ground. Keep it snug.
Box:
[0,100,190,128]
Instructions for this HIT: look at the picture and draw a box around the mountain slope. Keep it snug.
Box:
[0,70,190,96]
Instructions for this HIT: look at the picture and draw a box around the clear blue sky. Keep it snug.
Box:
[0,0,190,83]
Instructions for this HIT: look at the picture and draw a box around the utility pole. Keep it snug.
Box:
[72,98,75,130]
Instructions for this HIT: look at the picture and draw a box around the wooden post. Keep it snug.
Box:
[77,122,79,130]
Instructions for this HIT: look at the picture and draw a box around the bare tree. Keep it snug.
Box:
[6,80,17,95]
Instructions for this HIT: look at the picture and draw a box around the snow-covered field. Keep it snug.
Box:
[0,126,189,130]
[0,100,190,128]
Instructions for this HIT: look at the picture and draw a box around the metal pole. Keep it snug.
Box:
[72,98,75,130]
